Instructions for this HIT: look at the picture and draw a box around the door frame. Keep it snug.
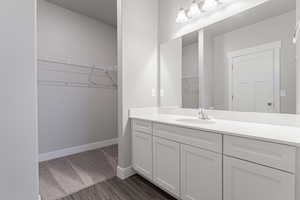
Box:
[227,41,281,112]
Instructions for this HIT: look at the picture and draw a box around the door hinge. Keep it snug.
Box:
[232,95,234,100]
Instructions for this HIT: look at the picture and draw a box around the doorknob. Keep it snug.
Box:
[267,102,272,106]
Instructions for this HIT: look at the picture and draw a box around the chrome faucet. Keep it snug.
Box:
[198,108,210,120]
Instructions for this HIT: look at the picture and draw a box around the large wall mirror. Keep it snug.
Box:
[160,0,297,114]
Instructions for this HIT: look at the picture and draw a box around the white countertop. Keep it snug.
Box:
[130,112,300,147]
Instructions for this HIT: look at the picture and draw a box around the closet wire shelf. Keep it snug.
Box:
[38,58,117,90]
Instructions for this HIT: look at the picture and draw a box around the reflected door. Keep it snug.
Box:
[229,42,280,113]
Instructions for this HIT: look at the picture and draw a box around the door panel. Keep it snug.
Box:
[153,137,180,197]
[181,145,222,200]
[224,156,295,200]
[132,131,153,180]
[232,49,276,113]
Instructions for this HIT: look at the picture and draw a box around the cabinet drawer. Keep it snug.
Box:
[224,135,296,173]
[132,119,152,134]
[153,123,222,153]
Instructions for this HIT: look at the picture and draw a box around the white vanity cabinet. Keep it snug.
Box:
[131,120,153,180]
[223,135,296,200]
[181,144,222,200]
[153,136,180,197]
[131,119,297,200]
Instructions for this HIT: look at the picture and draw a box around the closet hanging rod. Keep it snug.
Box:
[38,58,115,72]
[38,80,117,90]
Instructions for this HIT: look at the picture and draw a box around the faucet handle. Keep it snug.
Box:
[198,108,210,120]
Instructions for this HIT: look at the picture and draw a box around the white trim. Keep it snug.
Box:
[227,41,281,58]
[39,138,119,162]
[117,166,135,180]
[227,41,281,113]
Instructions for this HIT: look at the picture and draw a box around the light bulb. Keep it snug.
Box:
[187,1,201,18]
[176,8,188,24]
[202,0,220,11]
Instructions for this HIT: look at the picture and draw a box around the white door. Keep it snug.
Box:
[132,131,153,180]
[224,156,295,200]
[229,42,280,113]
[181,145,222,200]
[153,136,180,197]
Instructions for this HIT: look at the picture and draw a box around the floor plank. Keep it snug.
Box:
[59,175,176,200]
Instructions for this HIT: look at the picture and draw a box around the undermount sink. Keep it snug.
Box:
[176,118,216,125]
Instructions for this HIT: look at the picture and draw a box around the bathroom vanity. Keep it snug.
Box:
[128,1,300,199]
[130,109,300,200]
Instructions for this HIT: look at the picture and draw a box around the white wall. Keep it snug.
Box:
[212,11,296,113]
[118,0,158,169]
[159,0,270,43]
[38,0,117,154]
[0,0,38,199]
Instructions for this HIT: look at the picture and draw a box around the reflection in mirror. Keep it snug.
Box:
[182,32,199,108]
[160,0,297,114]
[160,31,200,109]
[204,0,296,114]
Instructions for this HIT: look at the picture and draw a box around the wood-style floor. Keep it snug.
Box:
[61,175,176,200]
[39,145,118,200]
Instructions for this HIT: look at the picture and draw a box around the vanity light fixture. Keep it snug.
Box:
[187,0,201,18]
[202,0,221,11]
[176,8,188,24]
[176,0,223,23]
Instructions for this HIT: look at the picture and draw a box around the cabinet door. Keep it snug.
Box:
[181,145,222,200]
[132,131,153,180]
[224,156,295,200]
[153,137,180,197]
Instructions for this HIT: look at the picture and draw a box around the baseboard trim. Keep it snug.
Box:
[117,165,135,180]
[39,138,118,162]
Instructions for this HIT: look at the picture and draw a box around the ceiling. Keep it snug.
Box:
[205,0,296,37]
[46,0,117,26]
